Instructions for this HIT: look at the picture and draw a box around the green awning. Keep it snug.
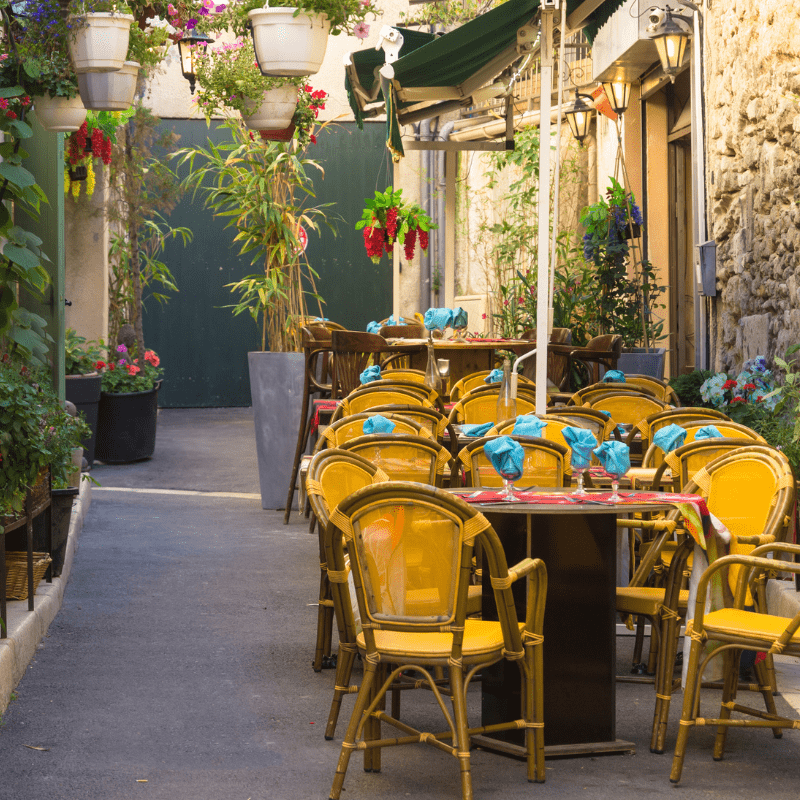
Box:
[345,0,627,159]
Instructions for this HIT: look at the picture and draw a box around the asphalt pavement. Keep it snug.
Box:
[1,407,799,799]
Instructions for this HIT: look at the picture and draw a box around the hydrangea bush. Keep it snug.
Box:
[699,356,780,420]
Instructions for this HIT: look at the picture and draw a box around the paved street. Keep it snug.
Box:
[0,408,799,799]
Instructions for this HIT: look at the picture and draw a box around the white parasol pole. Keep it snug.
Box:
[534,5,555,414]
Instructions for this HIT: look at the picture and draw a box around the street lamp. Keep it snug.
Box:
[600,79,632,116]
[645,4,695,82]
[178,30,214,95]
[565,93,594,144]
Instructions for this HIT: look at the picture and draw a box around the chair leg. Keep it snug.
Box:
[670,635,704,783]
[631,614,646,671]
[755,655,783,738]
[325,643,358,740]
[651,610,680,754]
[284,387,312,524]
[449,664,473,800]
[525,643,546,783]
[713,649,740,761]
[329,661,378,800]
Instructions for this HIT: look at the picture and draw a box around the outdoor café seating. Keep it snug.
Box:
[324,482,548,798]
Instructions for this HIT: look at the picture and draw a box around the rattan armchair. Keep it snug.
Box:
[330,330,407,398]
[325,482,548,798]
[548,333,623,390]
[630,407,733,454]
[449,370,535,402]
[312,412,433,455]
[447,392,537,426]
[568,381,660,406]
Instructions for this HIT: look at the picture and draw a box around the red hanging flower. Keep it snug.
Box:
[419,229,429,251]
[385,206,398,240]
[101,136,112,165]
[403,227,417,261]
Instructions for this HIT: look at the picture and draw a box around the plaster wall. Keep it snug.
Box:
[705,0,800,370]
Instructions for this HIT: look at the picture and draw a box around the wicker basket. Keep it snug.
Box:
[4,552,52,601]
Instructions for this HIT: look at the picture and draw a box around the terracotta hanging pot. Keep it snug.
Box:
[260,122,297,141]
[33,94,87,132]
[241,86,299,131]
[248,7,330,77]
[68,12,134,73]
[78,61,140,110]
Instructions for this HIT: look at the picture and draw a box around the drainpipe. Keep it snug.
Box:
[436,120,455,307]
[420,119,432,311]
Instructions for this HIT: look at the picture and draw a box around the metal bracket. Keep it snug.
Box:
[517,24,536,53]
[376,25,404,64]
[541,0,560,8]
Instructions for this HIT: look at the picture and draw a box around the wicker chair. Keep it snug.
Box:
[306,449,389,673]
[568,381,660,406]
[494,413,608,463]
[363,403,457,455]
[549,333,623,390]
[518,327,573,390]
[312,412,433,455]
[332,379,443,421]
[380,367,428,383]
[670,542,800,785]
[629,407,733,454]
[540,406,617,441]
[447,391,537,426]
[450,370,535,402]
[330,330,407,398]
[456,435,571,489]
[623,374,681,405]
[325,482,548,797]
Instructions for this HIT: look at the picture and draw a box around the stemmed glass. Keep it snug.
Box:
[571,457,589,496]
[500,472,519,501]
[609,473,623,503]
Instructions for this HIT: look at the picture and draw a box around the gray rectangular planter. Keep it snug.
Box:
[249,351,304,510]
[616,347,667,379]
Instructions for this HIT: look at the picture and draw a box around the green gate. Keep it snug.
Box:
[146,120,391,408]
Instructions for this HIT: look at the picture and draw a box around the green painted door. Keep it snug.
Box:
[146,120,390,408]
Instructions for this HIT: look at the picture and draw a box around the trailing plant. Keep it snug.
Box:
[175,117,335,353]
[356,186,435,265]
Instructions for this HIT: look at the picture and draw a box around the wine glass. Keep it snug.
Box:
[609,473,623,503]
[571,457,589,496]
[500,472,520,501]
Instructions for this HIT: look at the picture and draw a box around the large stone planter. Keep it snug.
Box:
[617,347,667,379]
[248,7,330,76]
[65,373,102,467]
[249,351,304,510]
[95,381,161,463]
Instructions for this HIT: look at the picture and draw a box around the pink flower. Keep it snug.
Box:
[116,343,128,353]
[127,365,141,376]
[0,99,8,110]
[167,3,177,15]
[186,18,198,29]
[215,4,226,11]
[353,21,370,39]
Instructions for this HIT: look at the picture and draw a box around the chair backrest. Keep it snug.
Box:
[494,414,593,457]
[325,482,542,653]
[634,406,733,452]
[589,393,668,427]
[457,435,570,489]
[448,392,537,425]
[340,434,453,487]
[450,370,535,402]
[569,382,659,406]
[540,406,616,440]
[360,378,442,406]
[331,330,389,398]
[680,419,766,444]
[306,449,389,529]
[381,368,428,384]
[314,412,431,453]
[623,374,681,405]
[300,325,334,395]
[379,324,425,339]
[335,387,435,421]
[365,403,451,443]
[571,334,623,385]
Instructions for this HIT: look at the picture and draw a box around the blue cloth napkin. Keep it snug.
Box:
[366,320,381,334]
[484,368,503,384]
[593,440,631,479]
[653,423,687,453]
[483,435,524,481]
[360,365,381,384]
[385,314,404,326]
[462,421,494,437]
[562,427,597,470]
[597,409,626,438]
[363,415,396,435]
[602,370,626,383]
[512,415,546,437]
[452,307,468,329]
[423,307,455,331]
[695,424,723,440]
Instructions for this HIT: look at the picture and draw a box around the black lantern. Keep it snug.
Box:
[600,79,632,116]
[565,94,594,144]
[178,30,214,94]
[648,8,691,82]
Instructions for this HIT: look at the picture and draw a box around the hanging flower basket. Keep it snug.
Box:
[241,85,299,131]
[69,165,88,182]
[68,12,135,73]
[33,94,87,133]
[78,60,140,111]
[248,8,331,77]
[260,122,297,141]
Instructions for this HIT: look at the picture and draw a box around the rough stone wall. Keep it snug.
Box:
[706,0,800,372]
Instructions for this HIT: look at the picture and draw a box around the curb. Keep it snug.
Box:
[0,479,92,714]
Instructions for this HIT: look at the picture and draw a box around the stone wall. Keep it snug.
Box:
[705,0,800,372]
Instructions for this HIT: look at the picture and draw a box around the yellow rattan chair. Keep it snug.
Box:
[493,414,598,458]
[325,482,548,797]
[568,382,660,406]
[333,389,435,422]
[380,367,428,383]
[450,370,535,402]
[364,403,456,453]
[456,436,571,489]
[589,393,669,429]
[447,392,537,426]
[540,406,617,441]
[623,374,681,405]
[619,446,796,754]
[306,449,390,673]
[313,412,432,455]
[670,542,800,785]
[630,407,733,454]
[339,433,453,488]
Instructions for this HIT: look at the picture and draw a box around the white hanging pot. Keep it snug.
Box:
[32,94,87,133]
[241,86,299,131]
[248,7,330,77]
[78,61,140,110]
[68,12,135,73]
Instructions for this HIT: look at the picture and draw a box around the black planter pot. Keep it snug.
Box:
[51,487,79,577]
[95,381,162,464]
[65,372,102,467]
[622,222,641,240]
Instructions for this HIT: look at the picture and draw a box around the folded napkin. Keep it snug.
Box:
[695,424,723,440]
[385,314,404,326]
[602,369,626,382]
[360,365,381,384]
[653,423,687,453]
[483,435,524,481]
[597,409,626,438]
[452,307,468,329]
[593,440,631,479]
[366,320,381,334]
[563,426,597,470]
[424,307,455,331]
[484,368,503,384]
[363,414,396,435]
[513,415,546,437]
[462,422,494,437]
